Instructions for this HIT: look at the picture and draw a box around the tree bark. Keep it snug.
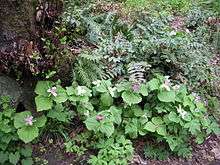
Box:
[0,0,35,49]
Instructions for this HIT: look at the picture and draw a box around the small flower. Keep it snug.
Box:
[176,104,188,119]
[96,115,104,121]
[24,115,34,126]
[132,83,140,92]
[77,86,86,96]
[192,92,201,103]
[92,80,102,87]
[172,85,180,90]
[169,31,177,36]
[108,87,116,97]
[47,86,57,97]
[194,109,200,112]
[161,76,171,91]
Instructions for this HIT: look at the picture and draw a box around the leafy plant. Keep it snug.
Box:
[0,96,35,165]
[144,143,170,160]
[88,135,134,165]
[35,75,220,159]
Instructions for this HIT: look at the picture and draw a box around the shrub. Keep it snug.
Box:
[34,75,220,160]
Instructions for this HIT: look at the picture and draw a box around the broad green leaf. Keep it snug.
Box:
[21,158,33,165]
[66,86,75,96]
[156,125,167,136]
[85,117,99,131]
[0,151,8,164]
[14,111,31,129]
[35,96,53,111]
[147,78,160,91]
[158,91,175,102]
[116,81,131,92]
[100,93,113,107]
[144,121,156,132]
[168,111,180,123]
[17,126,39,143]
[34,115,47,128]
[35,81,51,96]
[100,121,114,137]
[20,146,32,157]
[122,91,142,106]
[109,106,122,125]
[184,120,201,135]
[152,117,164,125]
[132,105,144,117]
[139,84,148,96]
[94,80,111,93]
[9,152,20,165]
[125,119,138,138]
[53,86,68,103]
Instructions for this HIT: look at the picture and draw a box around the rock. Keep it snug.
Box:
[0,75,22,108]
[211,148,220,160]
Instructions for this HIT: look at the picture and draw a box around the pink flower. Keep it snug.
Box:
[161,76,171,91]
[24,116,34,126]
[47,86,57,97]
[96,115,104,121]
[132,83,140,92]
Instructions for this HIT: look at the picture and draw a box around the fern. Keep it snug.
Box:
[127,62,151,83]
[73,57,104,87]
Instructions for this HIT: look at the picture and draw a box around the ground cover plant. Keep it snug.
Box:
[0,0,220,164]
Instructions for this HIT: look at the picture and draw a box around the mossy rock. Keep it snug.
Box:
[0,75,22,108]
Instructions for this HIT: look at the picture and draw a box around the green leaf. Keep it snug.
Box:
[158,91,175,102]
[139,84,148,96]
[156,125,167,136]
[147,78,160,91]
[100,93,113,107]
[9,152,20,165]
[85,117,99,131]
[14,111,31,129]
[152,117,164,125]
[35,96,53,111]
[184,120,201,135]
[20,146,32,157]
[100,121,114,137]
[116,81,131,92]
[144,121,156,132]
[21,158,33,165]
[132,105,144,117]
[17,126,39,143]
[109,106,122,125]
[53,86,68,103]
[35,81,51,96]
[66,86,75,96]
[125,119,138,138]
[168,111,180,123]
[122,91,142,106]
[34,115,47,128]
[0,151,8,164]
[95,80,111,93]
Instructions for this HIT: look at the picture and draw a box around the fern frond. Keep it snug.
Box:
[127,61,151,83]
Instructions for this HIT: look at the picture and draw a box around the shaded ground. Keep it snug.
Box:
[33,134,220,165]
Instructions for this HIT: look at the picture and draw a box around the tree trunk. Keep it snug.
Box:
[0,0,35,49]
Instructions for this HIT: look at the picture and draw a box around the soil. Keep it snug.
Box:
[33,134,220,165]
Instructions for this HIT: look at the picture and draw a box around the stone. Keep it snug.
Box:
[0,75,22,108]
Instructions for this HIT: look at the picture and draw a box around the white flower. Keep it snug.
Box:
[169,31,177,36]
[108,87,116,97]
[47,87,57,97]
[77,86,87,96]
[161,76,171,91]
[172,85,180,90]
[92,80,102,87]
[176,104,188,119]
[24,115,34,126]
